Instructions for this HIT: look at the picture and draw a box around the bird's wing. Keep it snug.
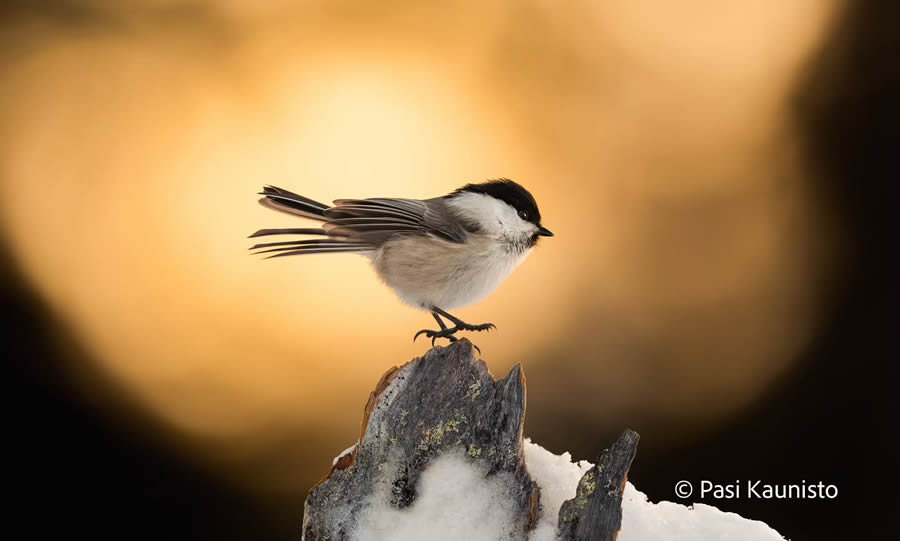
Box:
[324,198,468,244]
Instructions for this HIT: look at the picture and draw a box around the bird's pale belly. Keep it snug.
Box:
[371,235,530,310]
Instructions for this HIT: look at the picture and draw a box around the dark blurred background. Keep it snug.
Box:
[2,1,897,540]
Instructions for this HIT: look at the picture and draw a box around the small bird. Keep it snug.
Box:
[250,179,553,344]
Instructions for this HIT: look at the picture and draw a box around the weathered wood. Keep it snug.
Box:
[557,429,640,541]
[302,339,539,540]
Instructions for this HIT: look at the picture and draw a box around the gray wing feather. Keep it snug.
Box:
[324,197,467,244]
[252,196,468,260]
[333,198,424,219]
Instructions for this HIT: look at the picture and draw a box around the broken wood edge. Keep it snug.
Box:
[308,363,401,489]
[508,361,539,532]
[558,429,640,541]
[602,429,639,541]
[310,340,488,491]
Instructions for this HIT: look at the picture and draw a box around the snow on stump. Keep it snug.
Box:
[301,339,787,541]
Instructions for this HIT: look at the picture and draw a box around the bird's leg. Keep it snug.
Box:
[432,313,457,337]
[414,312,459,346]
[432,307,496,333]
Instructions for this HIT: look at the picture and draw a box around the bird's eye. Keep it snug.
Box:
[518,210,528,220]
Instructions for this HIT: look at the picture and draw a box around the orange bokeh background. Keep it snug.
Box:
[1,0,844,495]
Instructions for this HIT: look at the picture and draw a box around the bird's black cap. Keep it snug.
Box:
[452,179,543,225]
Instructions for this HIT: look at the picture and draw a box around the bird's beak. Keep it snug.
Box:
[538,226,554,237]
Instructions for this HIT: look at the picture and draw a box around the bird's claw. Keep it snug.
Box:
[414,328,459,346]
[414,320,493,350]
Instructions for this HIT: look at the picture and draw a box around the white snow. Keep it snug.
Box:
[522,438,594,540]
[354,450,524,541]
[344,439,787,541]
[619,484,787,541]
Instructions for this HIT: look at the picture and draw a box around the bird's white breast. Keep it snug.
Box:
[370,234,531,310]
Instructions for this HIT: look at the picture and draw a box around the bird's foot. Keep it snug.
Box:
[455,321,496,332]
[414,328,459,347]
[413,322,492,352]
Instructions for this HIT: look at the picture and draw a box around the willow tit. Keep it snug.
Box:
[250,179,553,344]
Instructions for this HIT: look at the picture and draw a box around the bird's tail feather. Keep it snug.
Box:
[250,240,372,258]
[249,236,372,258]
[252,185,374,258]
[257,185,330,221]
[249,238,367,251]
[249,228,334,238]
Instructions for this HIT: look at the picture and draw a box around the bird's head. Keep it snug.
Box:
[448,179,553,250]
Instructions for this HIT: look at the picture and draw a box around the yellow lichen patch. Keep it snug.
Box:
[466,380,482,400]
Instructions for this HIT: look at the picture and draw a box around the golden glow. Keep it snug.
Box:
[1,0,843,489]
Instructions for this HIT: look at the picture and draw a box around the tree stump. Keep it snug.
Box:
[301,339,639,541]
